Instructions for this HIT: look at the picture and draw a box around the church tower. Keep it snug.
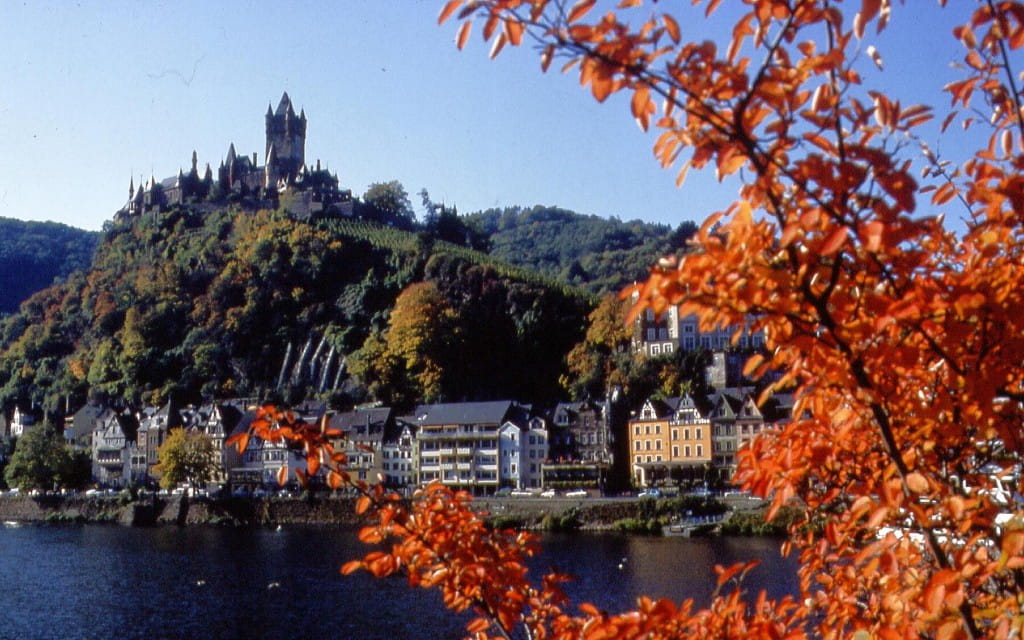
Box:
[265,92,306,186]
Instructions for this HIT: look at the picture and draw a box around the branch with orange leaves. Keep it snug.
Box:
[227,405,806,639]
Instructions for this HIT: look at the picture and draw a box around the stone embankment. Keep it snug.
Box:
[0,494,369,527]
[0,493,773,532]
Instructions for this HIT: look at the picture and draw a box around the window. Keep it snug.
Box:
[671,429,678,440]
[645,425,651,435]
[672,446,679,457]
[655,439,662,451]
[645,440,651,450]
[635,441,641,451]
[645,455,652,463]
[696,445,703,457]
[684,428,690,440]
[696,427,702,440]
[634,425,640,435]
[651,344,661,355]
[684,445,691,457]
[647,328,656,341]
[655,455,662,462]
[664,343,673,354]
[635,455,642,464]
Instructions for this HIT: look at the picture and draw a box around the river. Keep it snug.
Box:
[0,524,798,639]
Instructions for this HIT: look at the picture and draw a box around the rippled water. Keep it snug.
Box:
[0,524,797,639]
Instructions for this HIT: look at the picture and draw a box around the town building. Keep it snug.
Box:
[708,388,792,481]
[631,302,764,358]
[327,406,395,484]
[413,400,540,495]
[91,410,139,487]
[542,399,613,491]
[498,417,548,490]
[628,394,713,487]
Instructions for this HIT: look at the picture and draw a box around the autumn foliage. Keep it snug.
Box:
[229,1,1024,638]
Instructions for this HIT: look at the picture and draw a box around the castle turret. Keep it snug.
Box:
[191,150,198,175]
[265,92,306,186]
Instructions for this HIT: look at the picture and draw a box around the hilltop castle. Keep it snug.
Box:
[120,93,352,219]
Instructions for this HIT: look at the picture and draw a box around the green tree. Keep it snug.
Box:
[152,428,217,495]
[359,180,416,229]
[4,425,89,491]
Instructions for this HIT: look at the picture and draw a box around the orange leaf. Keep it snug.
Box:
[863,220,884,252]
[820,226,849,256]
[340,560,363,575]
[438,0,462,25]
[662,14,681,44]
[905,472,929,494]
[455,21,472,50]
[568,0,597,24]
[276,464,288,487]
[356,495,371,515]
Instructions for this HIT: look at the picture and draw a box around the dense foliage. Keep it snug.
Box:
[4,424,90,491]
[0,217,99,315]
[152,428,218,493]
[467,205,696,295]
[0,205,591,412]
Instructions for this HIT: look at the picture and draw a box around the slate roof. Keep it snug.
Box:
[413,400,515,427]
[328,407,393,440]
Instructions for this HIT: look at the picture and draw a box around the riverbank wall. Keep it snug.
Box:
[0,493,777,532]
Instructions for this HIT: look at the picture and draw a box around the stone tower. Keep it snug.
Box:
[265,92,307,186]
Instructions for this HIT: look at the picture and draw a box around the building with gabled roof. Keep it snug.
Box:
[328,406,394,484]
[628,394,713,488]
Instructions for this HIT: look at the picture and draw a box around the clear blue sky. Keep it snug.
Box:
[0,1,970,232]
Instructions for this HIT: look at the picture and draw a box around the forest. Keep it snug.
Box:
[0,199,687,414]
[0,217,98,314]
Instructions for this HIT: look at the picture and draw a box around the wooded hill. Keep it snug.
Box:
[466,206,695,295]
[0,218,99,314]
[0,205,596,412]
[0,202,694,413]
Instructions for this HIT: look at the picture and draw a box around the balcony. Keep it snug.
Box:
[456,447,472,456]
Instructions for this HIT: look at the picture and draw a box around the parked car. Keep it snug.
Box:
[638,488,663,499]
[540,489,556,498]
[565,489,588,498]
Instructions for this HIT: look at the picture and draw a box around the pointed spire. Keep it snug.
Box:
[129,176,135,199]
[266,103,273,118]
[226,143,236,163]
[176,168,183,187]
[191,150,198,174]
[275,91,292,116]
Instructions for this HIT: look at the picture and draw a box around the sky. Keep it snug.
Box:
[0,1,972,232]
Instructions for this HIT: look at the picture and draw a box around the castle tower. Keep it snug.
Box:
[265,92,306,185]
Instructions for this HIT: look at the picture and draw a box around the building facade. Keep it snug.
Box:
[628,394,713,487]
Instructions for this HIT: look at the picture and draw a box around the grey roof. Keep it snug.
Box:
[329,407,392,431]
[413,400,515,427]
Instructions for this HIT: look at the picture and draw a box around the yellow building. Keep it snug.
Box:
[628,394,712,487]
